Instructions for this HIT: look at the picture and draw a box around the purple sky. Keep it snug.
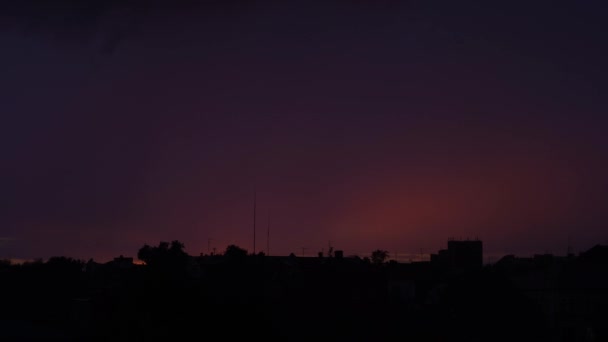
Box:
[1,1,608,262]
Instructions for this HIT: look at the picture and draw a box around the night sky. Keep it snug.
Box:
[1,0,607,262]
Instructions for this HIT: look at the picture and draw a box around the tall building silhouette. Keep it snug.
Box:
[431,239,483,271]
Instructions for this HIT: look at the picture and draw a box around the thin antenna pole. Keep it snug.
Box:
[253,188,257,255]
[267,210,270,256]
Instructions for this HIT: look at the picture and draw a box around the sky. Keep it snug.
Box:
[1,0,608,262]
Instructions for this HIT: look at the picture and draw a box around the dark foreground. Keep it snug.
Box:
[1,248,607,341]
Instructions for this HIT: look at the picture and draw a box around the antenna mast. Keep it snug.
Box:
[267,210,270,256]
[253,187,257,255]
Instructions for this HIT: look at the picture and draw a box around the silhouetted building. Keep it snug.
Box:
[430,248,450,267]
[448,239,482,269]
[431,239,483,272]
[493,245,608,341]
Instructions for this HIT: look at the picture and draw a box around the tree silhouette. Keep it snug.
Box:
[224,244,248,260]
[169,240,185,254]
[371,249,389,264]
[45,256,85,274]
[137,240,188,267]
